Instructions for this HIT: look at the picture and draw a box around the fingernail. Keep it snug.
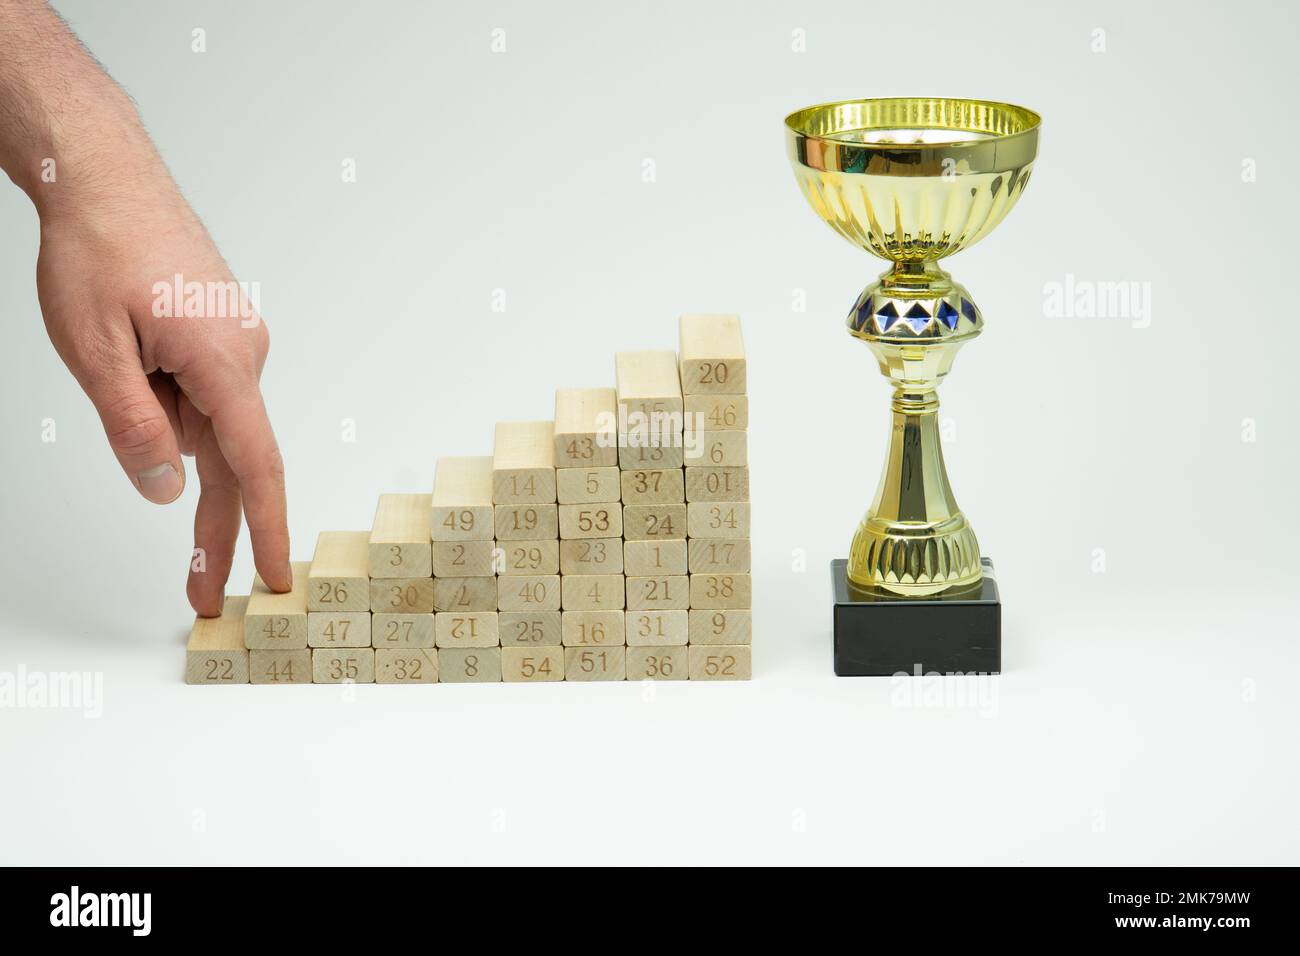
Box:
[137,463,182,504]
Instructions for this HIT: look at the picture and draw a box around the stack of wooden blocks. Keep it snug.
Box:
[185,314,751,685]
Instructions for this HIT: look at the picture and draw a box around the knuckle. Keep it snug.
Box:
[104,399,171,456]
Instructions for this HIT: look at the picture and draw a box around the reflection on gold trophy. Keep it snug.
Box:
[785,97,1040,596]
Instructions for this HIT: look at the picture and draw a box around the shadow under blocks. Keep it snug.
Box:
[830,558,1000,676]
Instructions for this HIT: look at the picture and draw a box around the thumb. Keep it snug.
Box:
[85,361,186,505]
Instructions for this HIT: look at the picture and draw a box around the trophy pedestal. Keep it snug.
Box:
[830,558,1001,676]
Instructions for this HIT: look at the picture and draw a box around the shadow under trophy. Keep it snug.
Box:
[784,96,1040,676]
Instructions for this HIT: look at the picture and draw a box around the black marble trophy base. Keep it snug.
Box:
[831,558,1001,676]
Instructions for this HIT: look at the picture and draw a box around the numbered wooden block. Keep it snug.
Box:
[370,577,435,614]
[244,561,310,649]
[498,539,559,575]
[623,504,686,541]
[438,647,501,684]
[688,644,751,681]
[558,504,622,540]
[561,574,625,611]
[556,466,621,504]
[689,573,752,610]
[626,575,689,611]
[494,503,559,541]
[433,576,498,613]
[249,648,312,685]
[497,574,561,612]
[432,539,497,577]
[619,468,684,505]
[435,611,500,649]
[312,647,375,684]
[307,531,371,611]
[502,645,564,683]
[432,456,495,542]
[685,466,749,502]
[684,431,748,467]
[492,421,557,504]
[375,647,438,684]
[308,611,371,648]
[562,610,625,647]
[626,609,688,647]
[687,501,751,539]
[688,538,751,573]
[625,646,688,682]
[624,539,687,576]
[499,610,562,647]
[369,493,433,577]
[185,595,250,685]
[689,609,752,646]
[685,394,748,431]
[372,613,435,649]
[565,646,626,682]
[554,387,618,468]
[559,538,623,574]
[679,313,746,395]
[618,441,684,471]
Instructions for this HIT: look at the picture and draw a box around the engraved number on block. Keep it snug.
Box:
[315,582,349,605]
[204,659,235,681]
[327,657,359,681]
[261,617,291,641]
[442,509,476,534]
[320,619,351,643]
[643,654,674,678]
[517,581,548,605]
[383,619,413,643]
[386,584,420,609]
[519,656,553,679]
[511,546,545,571]
[449,617,480,641]
[566,438,595,462]
[265,660,295,682]
[576,650,611,675]
[644,512,675,537]
[641,578,675,604]
[698,361,730,386]
[514,619,546,643]
[511,508,539,533]
[391,656,423,681]
[702,653,737,678]
[705,576,735,599]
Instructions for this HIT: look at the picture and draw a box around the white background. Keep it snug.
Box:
[1,0,1296,864]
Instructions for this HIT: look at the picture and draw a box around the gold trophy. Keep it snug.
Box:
[784,97,1039,673]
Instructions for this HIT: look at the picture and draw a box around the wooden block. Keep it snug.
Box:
[498,539,559,576]
[688,538,751,573]
[686,394,748,431]
[244,561,310,649]
[562,610,625,647]
[492,421,556,504]
[684,431,748,467]
[626,609,688,647]
[559,538,623,574]
[615,350,684,420]
[687,501,751,539]
[501,645,564,682]
[618,442,684,471]
[435,610,500,648]
[565,646,626,682]
[626,575,689,611]
[497,574,560,612]
[623,504,686,541]
[438,647,501,683]
[432,539,497,577]
[369,494,432,577]
[494,503,559,541]
[499,610,562,646]
[370,577,435,613]
[688,644,752,681]
[689,573,752,610]
[553,387,618,468]
[619,468,684,505]
[561,574,625,611]
[307,531,371,611]
[558,504,622,540]
[433,576,498,612]
[431,456,495,542]
[625,646,688,682]
[679,313,746,395]
[312,647,375,683]
[307,611,371,648]
[249,648,311,685]
[556,466,621,504]
[689,609,753,646]
[624,539,687,576]
[185,595,250,685]
[375,647,438,684]
[372,613,435,648]
[685,466,749,502]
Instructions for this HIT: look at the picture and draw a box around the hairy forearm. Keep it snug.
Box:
[0,0,166,219]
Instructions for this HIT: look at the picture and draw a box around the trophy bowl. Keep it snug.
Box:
[785,96,1040,597]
